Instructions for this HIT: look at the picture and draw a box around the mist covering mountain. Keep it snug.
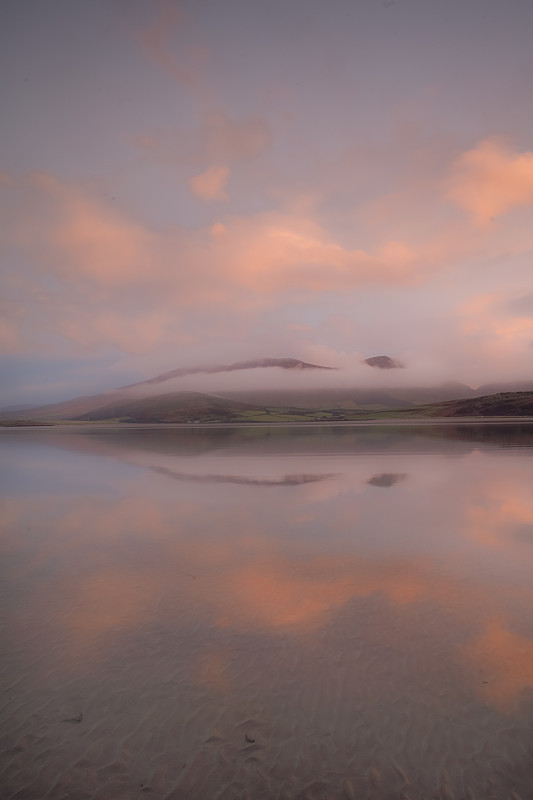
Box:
[3,355,533,422]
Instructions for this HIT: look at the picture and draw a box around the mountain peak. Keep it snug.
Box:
[364,355,404,370]
[122,357,335,389]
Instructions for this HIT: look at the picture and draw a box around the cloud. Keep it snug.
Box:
[5,172,155,286]
[133,110,272,171]
[3,136,533,386]
[0,171,442,357]
[201,111,272,164]
[210,213,425,293]
[459,292,533,364]
[188,165,230,202]
[131,134,158,151]
[507,291,533,318]
[136,0,199,90]
[448,139,533,224]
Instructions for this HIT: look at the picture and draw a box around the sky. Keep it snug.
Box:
[2,0,533,404]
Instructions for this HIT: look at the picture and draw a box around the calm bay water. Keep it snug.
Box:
[1,423,533,799]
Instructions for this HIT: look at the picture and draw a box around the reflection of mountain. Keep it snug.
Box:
[153,466,336,487]
[367,473,407,488]
[11,422,533,465]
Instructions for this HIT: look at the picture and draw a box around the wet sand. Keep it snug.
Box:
[3,594,532,799]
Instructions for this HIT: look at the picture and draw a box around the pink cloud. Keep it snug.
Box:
[2,172,435,301]
[188,165,230,202]
[209,212,427,293]
[448,139,533,224]
[7,172,155,286]
[461,292,533,349]
[1,159,532,375]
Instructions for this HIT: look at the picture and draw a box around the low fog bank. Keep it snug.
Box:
[6,352,533,411]
[118,361,472,400]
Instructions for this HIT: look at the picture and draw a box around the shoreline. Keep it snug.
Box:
[3,416,533,431]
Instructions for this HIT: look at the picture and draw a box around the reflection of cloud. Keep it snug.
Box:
[466,481,533,548]
[3,493,466,640]
[367,473,407,488]
[4,442,533,716]
[465,617,533,710]
[64,569,160,638]
[192,647,233,693]
[210,554,457,631]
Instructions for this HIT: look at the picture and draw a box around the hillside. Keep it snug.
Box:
[221,383,476,410]
[4,357,335,420]
[14,391,126,421]
[14,389,533,424]
[403,391,533,418]
[76,392,262,423]
[350,391,533,420]
[4,351,533,424]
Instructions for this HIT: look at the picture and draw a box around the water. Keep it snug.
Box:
[1,423,533,799]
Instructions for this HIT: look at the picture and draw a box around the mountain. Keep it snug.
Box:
[364,355,404,369]
[0,404,37,413]
[121,357,334,389]
[222,381,477,410]
[53,390,533,423]
[220,387,417,410]
[4,353,533,423]
[7,357,334,421]
[387,391,533,418]
[9,391,129,421]
[383,381,476,404]
[473,380,533,397]
[76,392,261,423]
[5,387,533,425]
